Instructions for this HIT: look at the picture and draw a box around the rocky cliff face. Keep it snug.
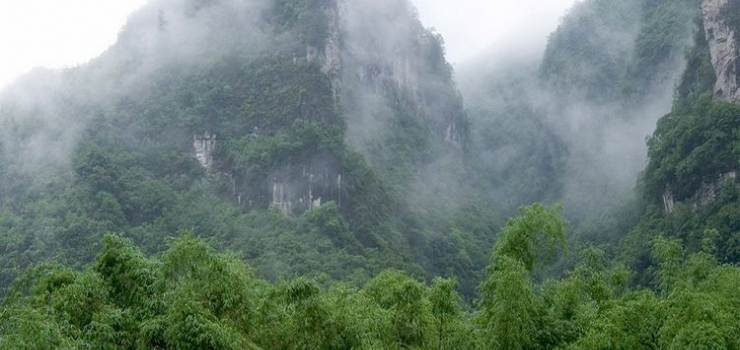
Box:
[702,0,740,101]
[662,171,737,212]
[193,132,216,170]
[691,171,738,207]
[662,0,740,211]
[269,167,342,215]
[308,0,342,98]
[339,0,466,150]
[261,0,467,215]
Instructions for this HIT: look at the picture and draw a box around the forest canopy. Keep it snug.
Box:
[3,204,740,349]
[2,0,740,348]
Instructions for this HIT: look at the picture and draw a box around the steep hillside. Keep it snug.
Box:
[458,0,698,248]
[5,0,740,348]
[0,0,482,294]
[6,203,740,349]
[2,0,735,309]
[624,0,740,286]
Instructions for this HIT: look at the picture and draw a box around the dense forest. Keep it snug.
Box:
[5,204,740,349]
[1,0,739,348]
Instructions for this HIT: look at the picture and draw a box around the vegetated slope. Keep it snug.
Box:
[5,204,740,349]
[0,0,489,296]
[624,0,740,287]
[456,0,740,308]
[5,0,740,347]
[458,0,698,251]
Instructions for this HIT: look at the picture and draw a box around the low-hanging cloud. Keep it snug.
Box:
[0,0,274,189]
[410,0,580,64]
[456,0,696,219]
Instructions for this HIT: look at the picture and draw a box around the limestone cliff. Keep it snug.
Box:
[261,0,467,215]
[702,0,740,101]
[339,0,466,150]
[662,171,738,212]
[193,132,216,170]
[691,171,738,207]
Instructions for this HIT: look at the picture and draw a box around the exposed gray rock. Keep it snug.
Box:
[663,188,675,213]
[702,0,740,101]
[268,165,342,215]
[691,171,738,208]
[664,171,738,212]
[270,181,293,216]
[193,132,216,170]
[322,1,342,99]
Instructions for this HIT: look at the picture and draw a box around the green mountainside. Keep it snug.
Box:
[459,0,699,249]
[2,0,740,348]
[0,0,483,295]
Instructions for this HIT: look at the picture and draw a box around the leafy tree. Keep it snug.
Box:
[363,270,432,349]
[479,203,566,350]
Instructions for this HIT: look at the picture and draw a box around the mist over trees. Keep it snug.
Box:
[5,205,740,349]
[457,0,702,264]
[1,0,740,348]
[0,0,481,297]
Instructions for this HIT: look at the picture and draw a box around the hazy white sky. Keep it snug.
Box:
[0,0,577,89]
[411,0,579,63]
[0,0,149,89]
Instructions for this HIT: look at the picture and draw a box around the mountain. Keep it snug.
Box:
[458,0,698,248]
[623,0,740,287]
[3,0,740,348]
[0,0,484,294]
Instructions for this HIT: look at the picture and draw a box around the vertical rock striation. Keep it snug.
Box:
[702,0,740,101]
[193,132,216,170]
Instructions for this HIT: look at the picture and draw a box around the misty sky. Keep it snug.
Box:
[0,0,577,89]
[411,0,579,63]
[0,0,149,90]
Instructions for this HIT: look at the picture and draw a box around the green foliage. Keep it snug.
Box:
[428,277,463,349]
[541,0,643,101]
[5,0,740,348]
[303,201,358,250]
[2,201,740,349]
[94,235,156,308]
[493,203,567,272]
[0,235,473,349]
[642,101,740,202]
[628,17,740,281]
[541,0,696,103]
[653,236,684,293]
[270,0,332,48]
[480,255,537,350]
[364,270,432,348]
[480,203,566,350]
[675,15,716,100]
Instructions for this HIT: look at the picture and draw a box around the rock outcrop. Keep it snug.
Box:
[340,0,466,149]
[193,132,216,170]
[663,188,676,213]
[269,166,343,215]
[191,0,465,216]
[305,1,342,99]
[663,171,738,212]
[691,171,738,208]
[702,0,740,101]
